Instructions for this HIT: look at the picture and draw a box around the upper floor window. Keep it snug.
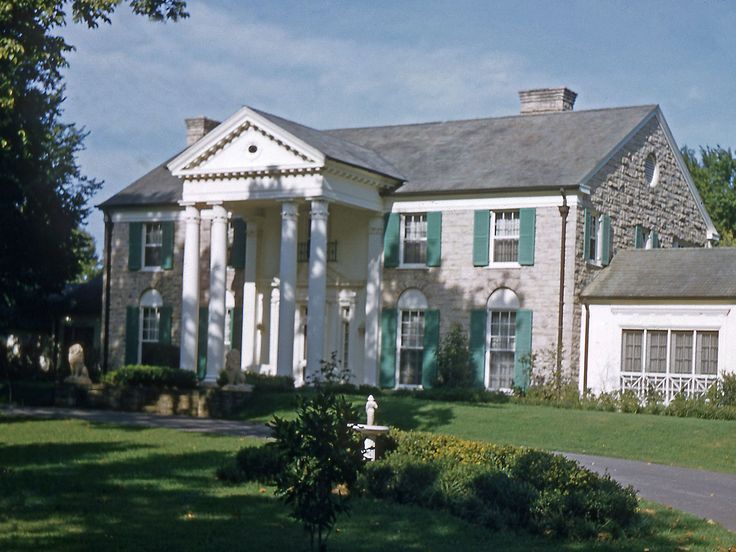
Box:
[645,153,659,187]
[633,225,659,249]
[584,209,612,266]
[491,210,520,263]
[401,213,427,265]
[144,223,163,268]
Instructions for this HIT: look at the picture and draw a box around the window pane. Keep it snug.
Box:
[492,211,519,263]
[144,223,163,267]
[399,310,424,385]
[489,352,514,390]
[402,214,427,264]
[696,331,718,375]
[141,307,159,343]
[489,310,516,390]
[645,330,667,373]
[399,349,422,385]
[621,330,643,372]
[670,331,693,374]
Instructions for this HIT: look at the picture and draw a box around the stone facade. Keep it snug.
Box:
[571,117,710,381]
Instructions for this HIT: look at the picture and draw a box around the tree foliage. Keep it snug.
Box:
[269,389,364,551]
[0,0,187,328]
[436,322,475,388]
[681,145,736,245]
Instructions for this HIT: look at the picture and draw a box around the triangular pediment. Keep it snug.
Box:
[168,107,324,178]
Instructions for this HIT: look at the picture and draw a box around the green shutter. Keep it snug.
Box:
[125,306,140,365]
[518,208,536,266]
[230,219,246,269]
[161,221,174,270]
[582,209,591,260]
[232,307,243,351]
[600,214,611,266]
[469,310,487,388]
[383,214,400,268]
[128,222,142,271]
[421,310,440,388]
[651,230,660,249]
[514,309,533,390]
[426,212,442,267]
[159,305,172,345]
[380,308,397,388]
[197,307,208,380]
[634,225,644,249]
[473,210,490,266]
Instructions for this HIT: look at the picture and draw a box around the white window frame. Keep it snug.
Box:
[586,213,607,266]
[486,310,516,392]
[620,328,720,377]
[142,222,164,271]
[485,288,520,392]
[395,289,428,388]
[339,305,351,370]
[139,289,163,363]
[490,210,521,267]
[399,213,428,268]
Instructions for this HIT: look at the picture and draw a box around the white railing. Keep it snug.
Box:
[620,372,719,404]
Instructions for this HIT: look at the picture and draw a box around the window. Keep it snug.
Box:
[696,332,718,375]
[491,210,520,263]
[224,291,235,351]
[144,223,163,268]
[621,329,719,376]
[489,311,515,390]
[401,213,427,265]
[396,289,428,386]
[139,289,163,365]
[645,153,659,187]
[621,330,643,372]
[584,210,611,265]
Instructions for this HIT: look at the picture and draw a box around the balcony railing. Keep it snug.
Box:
[297,240,338,263]
[620,372,719,404]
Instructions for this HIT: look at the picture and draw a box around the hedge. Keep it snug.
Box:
[101,365,198,389]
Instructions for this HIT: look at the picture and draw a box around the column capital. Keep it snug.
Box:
[183,204,200,222]
[280,201,299,221]
[209,202,228,222]
[309,199,329,220]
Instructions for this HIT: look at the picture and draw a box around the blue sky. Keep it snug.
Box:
[60,0,736,254]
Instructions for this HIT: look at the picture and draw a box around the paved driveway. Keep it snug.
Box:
[3,406,734,532]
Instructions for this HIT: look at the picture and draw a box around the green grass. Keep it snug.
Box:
[234,391,736,473]
[0,419,733,551]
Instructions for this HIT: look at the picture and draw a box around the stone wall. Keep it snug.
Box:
[572,115,711,385]
[382,204,579,374]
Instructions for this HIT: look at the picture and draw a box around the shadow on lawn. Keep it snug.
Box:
[0,425,729,551]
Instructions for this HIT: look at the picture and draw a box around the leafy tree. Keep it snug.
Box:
[71,228,101,282]
[0,1,188,329]
[269,388,364,551]
[436,322,475,387]
[681,145,736,245]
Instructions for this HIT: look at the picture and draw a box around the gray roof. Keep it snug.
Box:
[327,105,657,194]
[100,104,657,208]
[252,108,406,181]
[581,248,736,300]
[98,155,182,209]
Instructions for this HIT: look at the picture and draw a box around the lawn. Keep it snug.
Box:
[0,418,734,551]
[235,391,736,474]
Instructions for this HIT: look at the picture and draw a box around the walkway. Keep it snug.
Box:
[3,406,734,531]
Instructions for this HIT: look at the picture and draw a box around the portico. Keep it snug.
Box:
[167,107,402,384]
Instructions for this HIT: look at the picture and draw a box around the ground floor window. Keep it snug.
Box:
[399,309,424,385]
[340,305,351,369]
[139,289,163,365]
[621,329,719,376]
[488,311,515,390]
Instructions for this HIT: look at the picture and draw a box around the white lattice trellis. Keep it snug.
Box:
[620,373,719,404]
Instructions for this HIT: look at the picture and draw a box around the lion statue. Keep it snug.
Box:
[222,349,247,387]
[65,343,92,385]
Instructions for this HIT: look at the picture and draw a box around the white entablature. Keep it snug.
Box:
[167,106,400,211]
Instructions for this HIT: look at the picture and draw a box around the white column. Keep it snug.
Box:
[205,203,228,382]
[241,220,259,371]
[276,201,299,377]
[305,199,329,381]
[179,204,200,372]
[363,216,384,386]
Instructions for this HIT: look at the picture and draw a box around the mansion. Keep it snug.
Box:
[100,87,733,399]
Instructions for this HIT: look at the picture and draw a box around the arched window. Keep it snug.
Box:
[397,289,428,386]
[486,288,519,390]
[139,289,163,364]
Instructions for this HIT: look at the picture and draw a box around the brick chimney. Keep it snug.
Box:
[519,87,577,114]
[185,116,220,146]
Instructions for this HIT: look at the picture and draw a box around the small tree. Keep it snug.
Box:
[436,323,475,387]
[269,388,364,551]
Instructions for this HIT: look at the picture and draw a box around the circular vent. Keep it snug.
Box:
[248,144,258,154]
[645,153,659,187]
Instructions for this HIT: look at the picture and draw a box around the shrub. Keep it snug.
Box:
[101,365,198,389]
[216,444,284,484]
[721,373,736,405]
[269,388,365,551]
[436,323,475,388]
[244,371,294,392]
[362,429,638,539]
